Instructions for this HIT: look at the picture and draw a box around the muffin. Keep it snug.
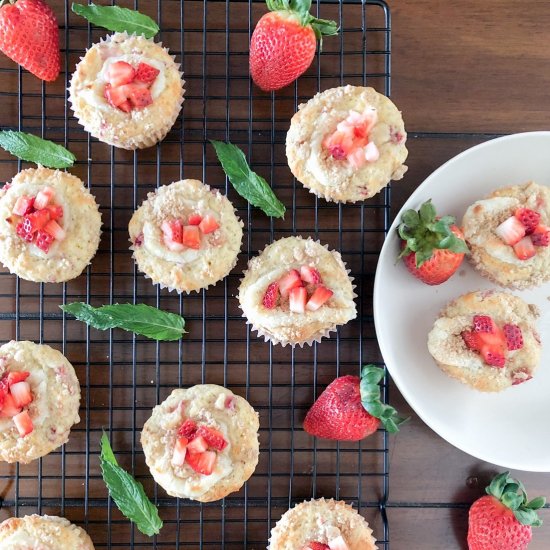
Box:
[238,236,356,346]
[269,498,377,550]
[0,341,81,463]
[286,85,408,203]
[0,515,95,549]
[462,181,550,288]
[0,167,101,283]
[141,384,259,503]
[129,179,243,293]
[427,290,541,392]
[69,32,185,150]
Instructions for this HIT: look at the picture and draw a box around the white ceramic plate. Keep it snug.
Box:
[373,131,550,471]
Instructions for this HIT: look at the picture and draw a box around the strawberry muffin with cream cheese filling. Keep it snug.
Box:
[462,181,550,288]
[128,179,243,293]
[0,341,81,464]
[269,498,377,550]
[286,85,407,203]
[0,167,101,283]
[238,236,356,347]
[0,515,95,549]
[69,32,184,150]
[427,290,541,392]
[141,384,259,503]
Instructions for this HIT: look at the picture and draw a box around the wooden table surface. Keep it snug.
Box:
[389,1,550,547]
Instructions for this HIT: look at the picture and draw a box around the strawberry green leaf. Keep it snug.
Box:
[514,509,543,528]
[526,496,546,510]
[0,131,75,169]
[419,200,436,223]
[72,3,159,38]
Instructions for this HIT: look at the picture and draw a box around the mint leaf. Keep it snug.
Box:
[0,131,75,169]
[72,3,159,38]
[100,433,163,537]
[210,140,285,219]
[60,303,186,341]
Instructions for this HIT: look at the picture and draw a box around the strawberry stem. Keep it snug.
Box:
[359,365,409,433]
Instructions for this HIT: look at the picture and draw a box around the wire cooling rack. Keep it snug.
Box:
[0,0,392,547]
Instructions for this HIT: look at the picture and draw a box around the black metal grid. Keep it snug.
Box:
[0,0,392,547]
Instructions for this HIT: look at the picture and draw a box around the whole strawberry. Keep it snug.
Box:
[250,0,338,92]
[398,199,468,285]
[0,0,60,81]
[303,365,407,441]
[468,471,545,550]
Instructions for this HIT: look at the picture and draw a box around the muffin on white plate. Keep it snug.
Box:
[0,340,81,464]
[0,515,95,549]
[69,32,185,150]
[462,181,550,289]
[427,290,541,392]
[141,384,259,503]
[128,179,243,293]
[238,236,356,347]
[286,85,407,203]
[269,498,377,550]
[0,167,101,283]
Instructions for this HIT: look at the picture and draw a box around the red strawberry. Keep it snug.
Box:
[467,471,545,550]
[127,85,153,109]
[289,286,307,313]
[45,204,63,220]
[12,195,34,216]
[278,269,302,297]
[249,1,338,91]
[187,435,208,454]
[133,62,160,84]
[43,219,65,241]
[187,214,203,226]
[0,393,21,418]
[473,315,496,333]
[513,236,536,260]
[481,347,506,368]
[195,425,227,451]
[181,225,201,249]
[178,419,198,439]
[262,281,279,309]
[398,200,468,285]
[106,61,135,87]
[104,84,129,109]
[34,229,53,252]
[495,216,526,246]
[15,221,34,242]
[185,450,216,476]
[306,285,333,311]
[33,186,54,209]
[462,330,483,352]
[530,224,550,247]
[6,371,30,385]
[9,381,32,408]
[303,544,330,550]
[515,207,540,234]
[300,265,321,284]
[199,214,219,235]
[303,365,407,441]
[23,208,50,233]
[161,220,183,244]
[171,436,188,466]
[0,0,60,81]
[13,410,33,436]
[503,324,523,351]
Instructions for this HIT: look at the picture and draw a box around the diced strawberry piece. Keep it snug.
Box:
[13,410,33,437]
[134,62,160,84]
[289,286,307,313]
[513,236,536,260]
[128,86,153,109]
[187,435,208,454]
[188,214,203,226]
[224,396,235,410]
[117,100,133,113]
[531,224,550,247]
[6,371,30,386]
[515,207,541,234]
[9,381,32,408]
[196,425,227,451]
[462,330,483,351]
[0,393,21,418]
[495,216,526,245]
[328,536,350,550]
[104,83,130,108]
[262,281,279,309]
[171,436,188,466]
[23,209,50,234]
[300,265,321,284]
[347,148,367,169]
[181,225,201,249]
[503,324,523,351]
[35,230,54,253]
[33,187,55,210]
[306,285,334,312]
[43,219,66,241]
[512,368,533,386]
[12,195,34,216]
[178,419,198,438]
[16,222,34,242]
[303,543,330,550]
[161,220,183,243]
[481,346,506,368]
[199,215,220,235]
[46,205,63,220]
[185,450,216,475]
[472,315,496,334]
[106,61,136,87]
[278,269,302,297]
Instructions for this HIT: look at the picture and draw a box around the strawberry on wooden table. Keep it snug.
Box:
[303,365,407,441]
[398,199,469,285]
[249,0,338,91]
[0,0,60,81]
[467,471,545,550]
